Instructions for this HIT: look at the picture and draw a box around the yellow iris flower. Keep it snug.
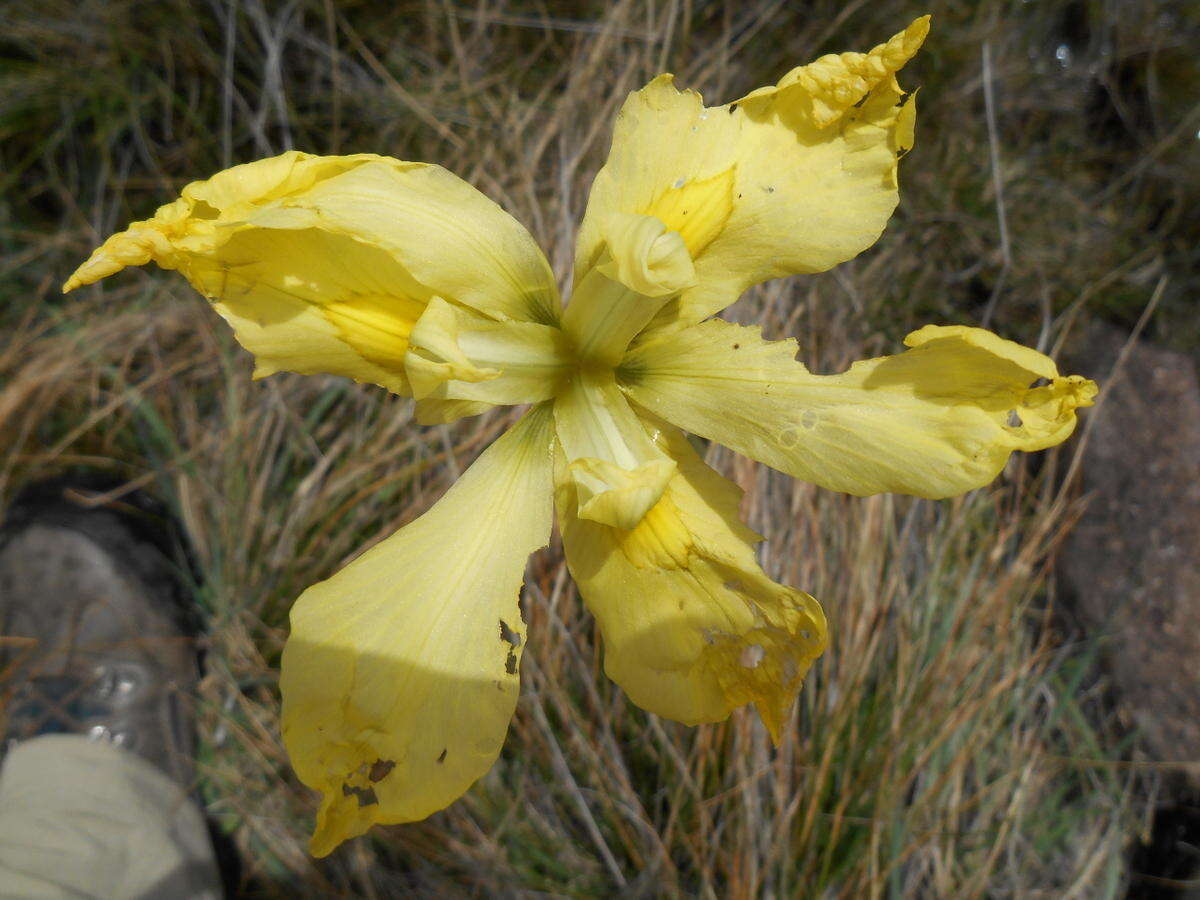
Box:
[64,16,1096,856]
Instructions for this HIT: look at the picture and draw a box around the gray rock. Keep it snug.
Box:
[1059,322,1200,786]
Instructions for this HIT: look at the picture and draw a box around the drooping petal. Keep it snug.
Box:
[553,370,677,530]
[280,404,555,857]
[556,423,827,742]
[623,320,1098,499]
[64,151,559,395]
[575,18,928,328]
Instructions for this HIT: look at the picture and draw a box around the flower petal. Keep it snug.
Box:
[64,151,559,394]
[555,423,827,742]
[553,370,676,530]
[405,297,572,417]
[623,320,1098,499]
[562,213,695,367]
[280,404,555,856]
[575,17,928,328]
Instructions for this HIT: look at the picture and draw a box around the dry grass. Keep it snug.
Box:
[4,0,1196,895]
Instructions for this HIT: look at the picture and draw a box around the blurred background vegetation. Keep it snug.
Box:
[1,0,1197,896]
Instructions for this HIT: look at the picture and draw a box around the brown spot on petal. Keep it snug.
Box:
[341,784,379,808]
[368,759,395,783]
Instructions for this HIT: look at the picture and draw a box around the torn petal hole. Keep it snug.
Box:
[499,618,521,675]
[739,644,766,669]
[498,619,522,647]
[1006,409,1023,428]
